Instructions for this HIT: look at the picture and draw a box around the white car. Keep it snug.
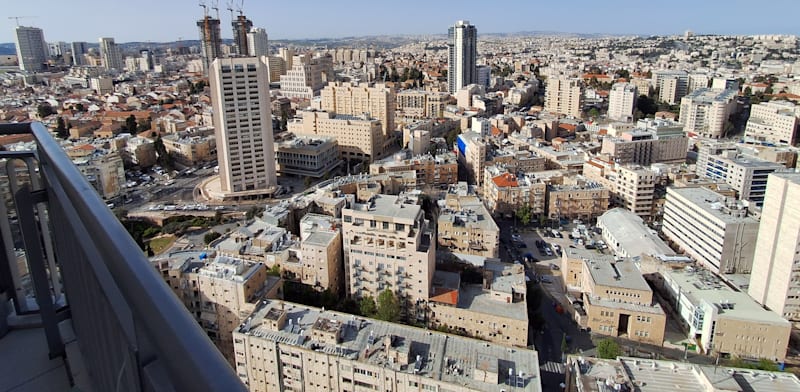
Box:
[511,234,522,241]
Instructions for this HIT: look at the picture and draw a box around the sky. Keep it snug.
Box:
[2,0,800,44]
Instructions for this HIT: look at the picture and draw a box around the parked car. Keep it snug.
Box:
[549,263,560,270]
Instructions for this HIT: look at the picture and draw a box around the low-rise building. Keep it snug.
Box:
[71,147,126,201]
[482,166,553,218]
[654,266,790,361]
[370,151,458,188]
[662,187,759,274]
[600,119,688,165]
[161,130,216,165]
[437,194,499,258]
[234,300,542,391]
[561,248,666,346]
[547,176,609,221]
[597,208,674,259]
[428,261,528,347]
[275,134,341,178]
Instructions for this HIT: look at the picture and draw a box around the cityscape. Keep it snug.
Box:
[3,1,800,391]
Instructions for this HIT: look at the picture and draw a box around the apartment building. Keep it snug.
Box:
[679,88,738,139]
[290,110,385,163]
[600,126,688,165]
[483,166,549,218]
[447,20,478,93]
[233,300,541,392]
[662,187,759,274]
[71,148,126,201]
[369,151,458,187]
[656,267,790,361]
[749,173,800,325]
[544,77,584,118]
[608,82,638,122]
[298,213,343,294]
[98,37,123,71]
[688,72,711,92]
[279,54,334,99]
[321,81,396,136]
[456,131,487,187]
[695,143,785,206]
[547,176,609,221]
[396,90,450,119]
[652,70,688,105]
[437,194,499,258]
[597,208,674,258]
[341,194,435,307]
[153,252,281,364]
[745,100,800,145]
[161,131,216,166]
[614,164,655,216]
[428,261,528,347]
[275,134,341,178]
[561,248,666,346]
[209,57,277,198]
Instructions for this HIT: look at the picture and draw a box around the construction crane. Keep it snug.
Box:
[199,0,208,17]
[8,16,37,27]
[211,0,220,19]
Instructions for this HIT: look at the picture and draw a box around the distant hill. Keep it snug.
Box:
[0,43,16,56]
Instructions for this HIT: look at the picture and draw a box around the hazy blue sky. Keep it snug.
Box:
[3,0,800,43]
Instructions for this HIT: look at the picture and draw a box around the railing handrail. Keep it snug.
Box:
[2,122,245,391]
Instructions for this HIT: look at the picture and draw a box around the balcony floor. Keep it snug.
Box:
[0,320,92,392]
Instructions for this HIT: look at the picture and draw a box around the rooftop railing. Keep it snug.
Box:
[0,122,245,391]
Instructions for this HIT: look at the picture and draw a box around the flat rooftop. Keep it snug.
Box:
[564,248,651,292]
[239,300,541,391]
[667,187,760,224]
[346,194,422,222]
[598,208,674,257]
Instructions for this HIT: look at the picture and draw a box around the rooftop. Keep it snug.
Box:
[598,208,674,258]
[667,187,760,224]
[564,248,651,292]
[346,194,422,222]
[238,300,540,391]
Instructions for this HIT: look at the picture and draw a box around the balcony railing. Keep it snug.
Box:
[0,123,245,391]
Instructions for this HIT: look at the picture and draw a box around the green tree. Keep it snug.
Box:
[153,136,173,169]
[376,289,400,322]
[73,103,85,112]
[588,108,600,119]
[204,231,221,244]
[757,358,780,372]
[267,264,281,277]
[125,114,137,132]
[359,295,377,317]
[596,338,622,359]
[561,333,570,355]
[636,94,658,116]
[516,204,532,226]
[55,117,68,139]
[37,102,55,119]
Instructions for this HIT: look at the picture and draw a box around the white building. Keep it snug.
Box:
[597,208,674,258]
[607,82,637,122]
[652,70,688,104]
[662,187,759,275]
[209,57,277,198]
[14,26,48,72]
[447,20,477,93]
[744,100,800,145]
[279,54,333,99]
[695,143,785,206]
[246,27,269,57]
[679,88,738,139]
[749,173,800,325]
[544,77,583,118]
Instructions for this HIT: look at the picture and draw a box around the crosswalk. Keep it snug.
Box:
[541,361,566,374]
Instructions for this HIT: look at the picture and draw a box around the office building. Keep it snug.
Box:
[652,70,688,104]
[396,90,450,119]
[447,20,477,93]
[279,54,334,99]
[662,187,759,274]
[275,134,341,178]
[564,356,800,392]
[749,173,800,325]
[71,41,88,66]
[246,27,269,57]
[289,110,385,163]
[98,37,122,71]
[197,15,222,72]
[233,300,542,391]
[608,82,638,122]
[437,194,499,258]
[209,57,278,198]
[428,261,528,347]
[655,267,790,361]
[341,194,435,307]
[153,252,281,365]
[695,143,785,206]
[544,77,584,118]
[679,88,738,139]
[745,100,800,145]
[561,248,666,346]
[14,26,48,72]
[476,64,491,87]
[597,208,674,258]
[231,14,253,56]
[321,81,396,136]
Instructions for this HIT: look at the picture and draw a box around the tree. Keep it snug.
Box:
[596,338,622,359]
[204,231,221,244]
[636,94,658,116]
[375,289,400,322]
[267,264,281,277]
[516,204,532,226]
[588,108,600,119]
[153,136,172,169]
[55,117,68,139]
[37,102,55,119]
[561,333,569,356]
[359,295,377,317]
[125,114,138,132]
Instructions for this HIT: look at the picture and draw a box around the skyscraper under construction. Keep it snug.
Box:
[231,14,253,56]
[197,15,221,73]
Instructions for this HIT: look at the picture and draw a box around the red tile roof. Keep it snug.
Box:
[429,287,458,306]
[492,173,518,188]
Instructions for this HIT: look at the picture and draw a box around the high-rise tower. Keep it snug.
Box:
[209,57,277,197]
[99,37,123,71]
[197,14,222,73]
[247,27,269,57]
[447,20,477,94]
[71,41,88,66]
[14,26,48,72]
[231,14,253,56]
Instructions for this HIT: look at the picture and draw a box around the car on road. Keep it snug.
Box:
[511,234,522,241]
[544,248,553,256]
[549,263,560,270]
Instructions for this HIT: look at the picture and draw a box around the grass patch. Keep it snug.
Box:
[149,235,176,255]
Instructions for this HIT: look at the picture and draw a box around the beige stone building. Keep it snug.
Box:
[547,176,609,221]
[153,252,282,365]
[745,100,800,145]
[321,81,396,136]
[656,266,790,361]
[600,119,689,165]
[369,151,458,188]
[161,132,216,166]
[428,261,528,347]
[72,149,126,200]
[679,88,738,139]
[298,213,343,294]
[561,248,666,346]
[545,77,584,118]
[483,166,550,217]
[342,194,435,309]
[456,131,486,187]
[278,54,334,99]
[289,110,385,163]
[233,300,542,391]
[749,173,800,325]
[437,194,499,258]
[275,134,341,178]
[396,89,450,119]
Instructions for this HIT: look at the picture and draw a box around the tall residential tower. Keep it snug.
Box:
[447,20,477,94]
[14,26,48,72]
[99,37,123,71]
